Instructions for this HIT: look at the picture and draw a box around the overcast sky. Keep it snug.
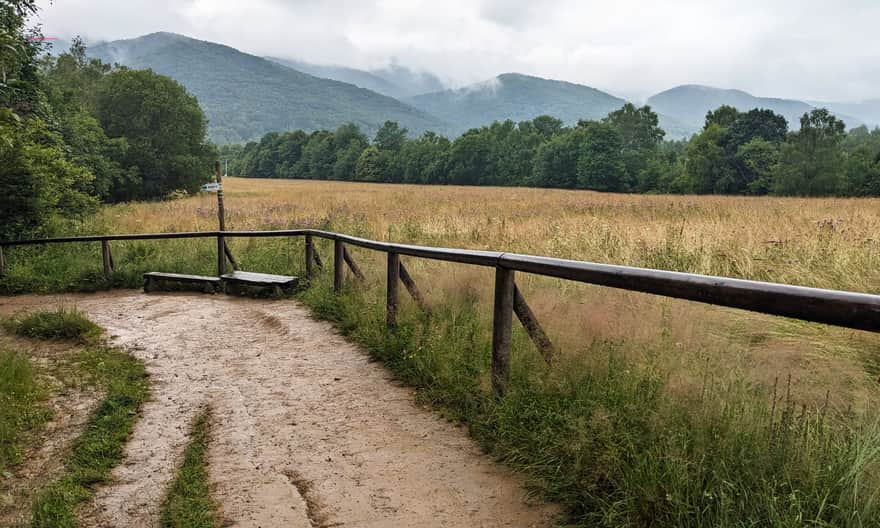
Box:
[35,0,880,102]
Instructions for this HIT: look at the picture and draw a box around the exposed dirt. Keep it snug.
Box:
[0,291,557,527]
[0,335,102,528]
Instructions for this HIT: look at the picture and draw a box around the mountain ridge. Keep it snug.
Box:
[87,32,447,144]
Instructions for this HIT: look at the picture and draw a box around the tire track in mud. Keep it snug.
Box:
[0,291,557,527]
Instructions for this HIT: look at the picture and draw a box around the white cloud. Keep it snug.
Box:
[34,0,880,101]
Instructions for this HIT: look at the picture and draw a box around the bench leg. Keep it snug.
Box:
[144,277,154,293]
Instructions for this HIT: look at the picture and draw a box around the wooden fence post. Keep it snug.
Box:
[0,245,6,277]
[513,284,556,364]
[399,262,430,313]
[101,240,113,278]
[305,235,314,278]
[492,267,515,397]
[334,239,344,292]
[342,247,365,280]
[387,252,400,328]
[217,235,226,276]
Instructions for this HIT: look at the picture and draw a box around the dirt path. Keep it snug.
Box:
[0,291,557,527]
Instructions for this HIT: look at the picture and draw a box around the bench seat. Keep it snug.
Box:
[144,272,221,293]
[221,271,299,295]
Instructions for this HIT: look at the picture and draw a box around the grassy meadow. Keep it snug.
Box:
[3,178,880,526]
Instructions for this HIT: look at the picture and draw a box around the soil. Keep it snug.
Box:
[0,291,557,527]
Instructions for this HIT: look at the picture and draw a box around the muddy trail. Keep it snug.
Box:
[0,291,556,527]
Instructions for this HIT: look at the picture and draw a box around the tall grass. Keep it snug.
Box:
[2,178,879,525]
[300,274,880,526]
[0,350,51,474]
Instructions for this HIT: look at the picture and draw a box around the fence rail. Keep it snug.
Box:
[2,229,879,395]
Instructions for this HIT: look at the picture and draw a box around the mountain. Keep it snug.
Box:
[811,100,880,129]
[405,73,628,135]
[87,32,446,144]
[268,58,444,99]
[647,85,863,134]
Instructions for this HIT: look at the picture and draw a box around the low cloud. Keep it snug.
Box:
[35,0,880,101]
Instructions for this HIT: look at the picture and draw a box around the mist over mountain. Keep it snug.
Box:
[70,32,878,144]
[647,85,864,133]
[811,100,880,129]
[404,73,631,136]
[87,32,446,144]
[266,58,444,99]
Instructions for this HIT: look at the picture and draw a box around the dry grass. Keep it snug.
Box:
[92,178,880,410]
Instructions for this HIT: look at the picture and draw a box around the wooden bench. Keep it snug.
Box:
[221,271,299,296]
[144,272,221,293]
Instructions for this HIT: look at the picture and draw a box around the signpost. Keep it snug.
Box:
[215,161,238,272]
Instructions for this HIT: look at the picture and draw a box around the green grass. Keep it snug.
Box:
[160,409,220,528]
[3,231,880,526]
[29,344,150,527]
[2,307,102,344]
[299,274,880,527]
[0,349,52,475]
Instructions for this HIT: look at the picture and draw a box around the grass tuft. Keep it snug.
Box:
[0,349,51,474]
[30,345,150,527]
[160,408,219,528]
[2,307,102,345]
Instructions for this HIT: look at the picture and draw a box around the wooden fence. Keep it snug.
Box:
[3,229,880,396]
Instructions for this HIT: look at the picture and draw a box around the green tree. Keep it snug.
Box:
[374,120,407,151]
[355,146,382,182]
[735,138,779,195]
[0,111,98,239]
[704,105,740,129]
[603,104,665,189]
[683,124,734,193]
[94,69,216,200]
[532,129,581,189]
[773,109,846,196]
[576,122,625,191]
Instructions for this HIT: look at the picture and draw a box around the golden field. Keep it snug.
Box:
[93,177,880,411]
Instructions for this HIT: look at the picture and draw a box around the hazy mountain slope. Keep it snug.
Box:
[267,57,445,99]
[647,85,863,132]
[371,63,445,97]
[88,32,446,144]
[266,57,400,97]
[405,73,627,135]
[812,100,880,128]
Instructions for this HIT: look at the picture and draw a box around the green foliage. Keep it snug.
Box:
[298,275,880,527]
[774,109,847,196]
[0,349,50,473]
[0,111,98,240]
[355,145,382,182]
[94,68,216,200]
[219,92,876,197]
[2,306,102,344]
[160,409,220,528]
[31,345,150,527]
[576,122,625,191]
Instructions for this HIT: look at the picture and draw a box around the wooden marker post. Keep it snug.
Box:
[215,161,238,272]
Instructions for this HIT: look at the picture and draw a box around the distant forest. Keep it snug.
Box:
[224,104,880,197]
